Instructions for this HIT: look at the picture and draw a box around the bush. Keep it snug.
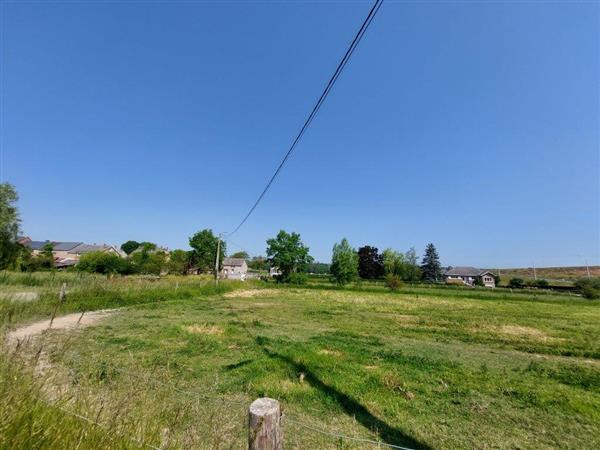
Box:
[574,278,600,299]
[78,252,131,275]
[535,279,549,289]
[508,278,525,289]
[285,272,307,285]
[385,274,403,291]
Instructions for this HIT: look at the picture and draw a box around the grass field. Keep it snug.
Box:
[1,273,599,449]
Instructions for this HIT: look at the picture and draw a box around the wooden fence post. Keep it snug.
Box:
[248,397,282,450]
[59,283,67,302]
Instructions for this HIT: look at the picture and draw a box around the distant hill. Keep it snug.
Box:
[489,266,599,283]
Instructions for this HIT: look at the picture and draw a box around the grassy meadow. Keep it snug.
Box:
[1,272,599,449]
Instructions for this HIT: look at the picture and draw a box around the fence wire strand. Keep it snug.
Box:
[283,414,416,450]
[37,397,163,450]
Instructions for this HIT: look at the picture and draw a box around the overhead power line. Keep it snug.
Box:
[225,0,384,238]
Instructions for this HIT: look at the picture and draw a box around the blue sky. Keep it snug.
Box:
[1,0,598,267]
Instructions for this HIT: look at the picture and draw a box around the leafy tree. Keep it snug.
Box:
[248,256,269,271]
[357,246,384,279]
[330,238,358,285]
[37,243,55,270]
[0,183,22,270]
[78,251,131,274]
[508,277,525,289]
[305,262,330,275]
[167,249,192,275]
[404,247,421,284]
[493,274,501,286]
[534,279,549,289]
[139,242,157,252]
[420,243,442,282]
[230,251,249,260]
[129,247,167,275]
[189,229,225,274]
[382,249,406,277]
[266,230,312,283]
[120,240,140,255]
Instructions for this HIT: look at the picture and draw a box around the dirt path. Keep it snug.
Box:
[7,309,116,344]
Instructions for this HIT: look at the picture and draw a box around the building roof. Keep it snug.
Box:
[223,257,246,267]
[69,243,114,254]
[28,240,53,250]
[53,242,83,251]
[444,266,485,277]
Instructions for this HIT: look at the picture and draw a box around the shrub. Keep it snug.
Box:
[574,278,600,299]
[286,272,307,285]
[508,278,525,289]
[78,252,131,275]
[535,279,550,289]
[385,274,403,291]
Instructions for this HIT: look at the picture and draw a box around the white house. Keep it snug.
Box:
[221,258,248,280]
[444,267,496,288]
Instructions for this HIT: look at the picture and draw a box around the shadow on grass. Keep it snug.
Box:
[254,336,430,450]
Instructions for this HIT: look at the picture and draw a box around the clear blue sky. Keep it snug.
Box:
[1,0,598,267]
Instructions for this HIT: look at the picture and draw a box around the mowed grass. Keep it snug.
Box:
[16,283,597,449]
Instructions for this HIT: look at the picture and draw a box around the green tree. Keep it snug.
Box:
[266,230,312,283]
[78,251,130,274]
[167,249,192,275]
[382,249,406,277]
[129,247,167,275]
[357,246,384,279]
[330,238,358,285]
[248,256,269,271]
[574,277,600,299]
[0,183,22,270]
[120,240,140,255]
[230,251,249,260]
[404,247,421,284]
[421,243,442,282]
[38,243,55,270]
[189,229,225,274]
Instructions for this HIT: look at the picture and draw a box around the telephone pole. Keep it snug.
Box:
[214,233,223,285]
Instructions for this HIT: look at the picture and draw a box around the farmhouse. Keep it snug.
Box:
[25,240,123,267]
[221,257,248,280]
[444,266,496,288]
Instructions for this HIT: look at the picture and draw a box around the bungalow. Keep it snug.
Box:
[444,266,496,288]
[221,257,248,280]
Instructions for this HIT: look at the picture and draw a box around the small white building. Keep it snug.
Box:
[444,267,496,288]
[221,257,248,280]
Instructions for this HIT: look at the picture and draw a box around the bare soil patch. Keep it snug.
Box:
[182,324,223,335]
[7,310,116,344]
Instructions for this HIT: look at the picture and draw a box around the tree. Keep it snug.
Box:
[404,247,421,284]
[167,249,192,275]
[357,246,384,279]
[78,251,131,275]
[574,277,600,299]
[189,229,225,273]
[248,256,269,271]
[129,248,167,275]
[421,243,442,282]
[38,243,55,270]
[230,251,249,260]
[0,183,22,270]
[266,230,312,283]
[330,238,358,285]
[306,262,330,275]
[120,240,140,255]
[382,249,406,277]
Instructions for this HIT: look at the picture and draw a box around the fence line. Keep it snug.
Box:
[37,397,163,450]
[283,414,416,450]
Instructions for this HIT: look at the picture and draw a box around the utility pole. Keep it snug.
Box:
[586,259,591,278]
[214,233,223,285]
[533,262,537,280]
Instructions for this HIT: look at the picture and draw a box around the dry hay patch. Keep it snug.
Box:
[317,348,343,357]
[182,324,223,335]
[224,289,280,298]
[498,325,560,342]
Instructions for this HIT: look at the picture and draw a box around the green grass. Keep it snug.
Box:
[1,274,599,449]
